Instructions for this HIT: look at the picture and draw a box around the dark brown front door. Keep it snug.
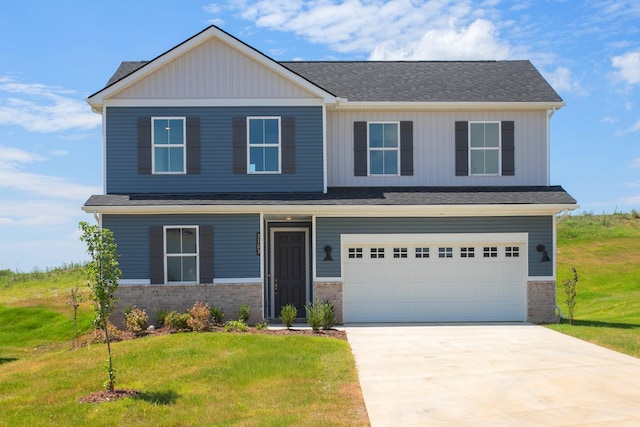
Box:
[274,231,306,317]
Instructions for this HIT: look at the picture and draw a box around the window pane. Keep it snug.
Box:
[154,119,170,145]
[370,150,383,174]
[249,119,264,144]
[167,147,184,172]
[166,228,181,254]
[470,150,485,174]
[166,257,182,281]
[485,150,499,174]
[182,256,197,282]
[249,146,264,171]
[369,124,383,148]
[485,123,499,147]
[264,147,279,171]
[264,119,279,144]
[155,147,169,172]
[167,119,184,145]
[383,151,398,174]
[182,228,197,254]
[470,123,485,147]
[383,123,398,148]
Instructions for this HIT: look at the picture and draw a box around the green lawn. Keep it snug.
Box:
[0,266,368,426]
[549,213,640,358]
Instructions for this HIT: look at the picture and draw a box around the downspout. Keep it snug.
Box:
[93,211,102,228]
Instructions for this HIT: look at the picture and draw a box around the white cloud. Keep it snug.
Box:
[0,200,81,226]
[612,50,640,86]
[0,145,100,200]
[631,158,640,169]
[543,66,586,95]
[370,18,510,60]
[224,0,512,59]
[0,77,101,133]
[602,116,619,124]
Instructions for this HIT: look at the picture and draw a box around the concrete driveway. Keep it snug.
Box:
[346,324,640,426]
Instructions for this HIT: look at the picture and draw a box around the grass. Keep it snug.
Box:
[549,212,640,358]
[0,333,368,426]
[0,265,368,426]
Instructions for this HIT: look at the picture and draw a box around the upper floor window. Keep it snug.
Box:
[248,117,280,173]
[469,122,500,175]
[165,226,199,283]
[368,122,399,175]
[153,117,186,174]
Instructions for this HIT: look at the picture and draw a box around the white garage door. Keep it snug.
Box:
[343,233,527,322]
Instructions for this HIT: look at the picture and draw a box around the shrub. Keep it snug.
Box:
[123,306,149,334]
[78,322,124,346]
[255,322,268,330]
[165,311,192,332]
[320,301,336,330]
[280,304,297,329]
[187,301,211,332]
[238,304,251,323]
[155,307,169,327]
[225,319,248,332]
[305,301,323,332]
[210,306,225,324]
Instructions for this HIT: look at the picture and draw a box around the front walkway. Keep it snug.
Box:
[346,324,640,426]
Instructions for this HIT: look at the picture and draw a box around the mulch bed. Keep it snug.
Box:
[77,324,346,403]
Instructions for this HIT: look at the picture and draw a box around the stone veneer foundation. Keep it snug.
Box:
[111,283,263,327]
[313,281,344,324]
[527,280,558,324]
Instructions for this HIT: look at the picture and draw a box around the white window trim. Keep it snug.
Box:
[247,116,282,174]
[468,121,501,176]
[164,225,199,284]
[152,117,187,175]
[367,121,400,176]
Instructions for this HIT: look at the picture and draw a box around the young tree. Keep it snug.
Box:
[79,221,122,392]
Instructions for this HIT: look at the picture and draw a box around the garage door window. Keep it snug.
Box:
[415,247,429,258]
[371,248,385,258]
[438,247,453,258]
[461,247,475,258]
[505,246,520,257]
[483,246,498,258]
[348,248,363,259]
[393,248,408,258]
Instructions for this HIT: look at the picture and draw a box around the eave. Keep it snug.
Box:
[331,101,566,111]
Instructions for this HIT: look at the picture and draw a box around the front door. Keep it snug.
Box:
[273,231,307,317]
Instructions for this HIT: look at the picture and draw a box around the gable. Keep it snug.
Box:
[111,37,321,101]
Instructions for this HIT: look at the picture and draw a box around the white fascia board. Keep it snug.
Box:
[333,101,566,111]
[87,26,336,111]
[103,98,325,108]
[82,203,579,217]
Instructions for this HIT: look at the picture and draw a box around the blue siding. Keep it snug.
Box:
[105,106,324,193]
[102,214,260,279]
[315,216,554,277]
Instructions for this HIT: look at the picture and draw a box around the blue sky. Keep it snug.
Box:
[1,0,639,271]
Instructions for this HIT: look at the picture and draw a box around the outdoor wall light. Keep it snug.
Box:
[537,244,551,262]
[323,245,334,261]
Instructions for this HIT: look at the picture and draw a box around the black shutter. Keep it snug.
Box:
[233,117,247,174]
[502,121,515,176]
[149,225,164,284]
[281,117,295,174]
[455,121,469,176]
[199,225,213,284]
[138,117,152,174]
[353,121,368,176]
[400,121,413,176]
[186,117,200,174]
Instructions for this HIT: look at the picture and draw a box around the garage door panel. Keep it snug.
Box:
[343,236,526,322]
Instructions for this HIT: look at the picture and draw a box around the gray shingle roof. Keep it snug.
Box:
[103,59,562,104]
[84,186,576,207]
[282,61,562,103]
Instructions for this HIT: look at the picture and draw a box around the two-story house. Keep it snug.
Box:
[83,25,577,325]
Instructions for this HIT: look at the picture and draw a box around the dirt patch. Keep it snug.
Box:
[79,388,140,403]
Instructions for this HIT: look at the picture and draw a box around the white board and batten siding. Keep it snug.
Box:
[111,37,320,101]
[326,109,549,187]
[341,233,528,323]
